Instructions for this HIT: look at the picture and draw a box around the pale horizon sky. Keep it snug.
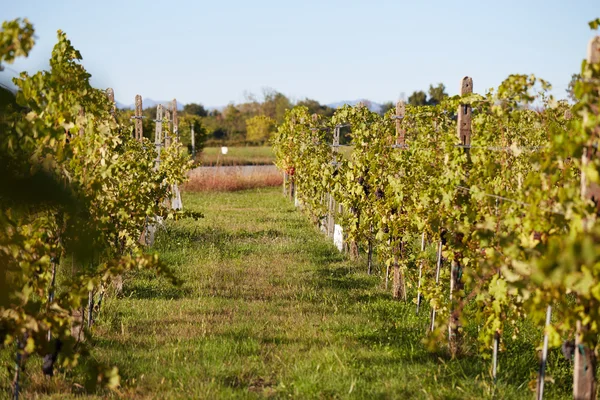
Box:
[2,0,599,107]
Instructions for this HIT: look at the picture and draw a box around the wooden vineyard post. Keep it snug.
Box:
[154,104,163,170]
[574,320,597,400]
[327,125,341,239]
[367,224,373,275]
[172,99,179,142]
[416,231,426,312]
[395,100,405,146]
[191,123,196,159]
[288,117,296,202]
[282,115,292,200]
[492,330,500,382]
[392,100,407,299]
[449,76,473,357]
[457,78,472,147]
[134,94,143,141]
[290,171,295,203]
[143,104,166,248]
[106,88,116,118]
[171,99,183,210]
[311,113,327,232]
[536,305,552,400]
[430,238,443,332]
[574,36,600,400]
[165,109,172,149]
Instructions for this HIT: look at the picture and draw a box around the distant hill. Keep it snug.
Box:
[326,99,383,114]
[116,98,386,113]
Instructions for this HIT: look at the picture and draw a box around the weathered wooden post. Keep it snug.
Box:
[134,95,143,141]
[165,109,171,149]
[154,104,163,170]
[143,104,166,248]
[430,239,443,332]
[170,100,183,210]
[87,290,94,327]
[310,114,327,232]
[289,117,296,202]
[416,231,426,312]
[328,125,340,238]
[448,77,472,357]
[172,99,179,142]
[392,100,407,298]
[106,88,116,118]
[395,100,405,145]
[536,306,552,399]
[191,123,196,159]
[492,330,500,382]
[574,36,600,400]
[457,78,472,147]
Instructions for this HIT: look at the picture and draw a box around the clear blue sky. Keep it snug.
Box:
[2,0,598,107]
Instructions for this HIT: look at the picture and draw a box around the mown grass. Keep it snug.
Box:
[199,146,274,166]
[2,188,573,399]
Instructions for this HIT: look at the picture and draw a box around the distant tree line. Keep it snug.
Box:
[379,83,449,115]
[120,84,449,147]
[122,88,337,147]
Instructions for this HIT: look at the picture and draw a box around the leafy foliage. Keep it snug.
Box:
[0,18,34,65]
[272,43,600,387]
[0,20,192,392]
[246,114,275,142]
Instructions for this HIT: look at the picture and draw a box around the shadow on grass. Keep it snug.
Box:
[122,283,194,300]
[312,265,373,292]
[292,228,551,392]
[157,225,287,249]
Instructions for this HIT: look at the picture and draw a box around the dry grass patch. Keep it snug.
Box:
[184,166,282,192]
[199,146,275,166]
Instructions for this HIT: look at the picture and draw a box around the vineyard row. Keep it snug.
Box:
[273,35,600,399]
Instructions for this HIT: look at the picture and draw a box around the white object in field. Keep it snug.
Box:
[145,216,164,246]
[294,191,300,207]
[221,146,229,155]
[171,184,183,210]
[145,224,156,246]
[333,224,343,252]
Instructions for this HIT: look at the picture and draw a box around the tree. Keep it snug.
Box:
[222,103,246,141]
[178,114,208,156]
[427,83,448,106]
[246,115,275,142]
[183,103,208,117]
[379,101,395,115]
[262,88,292,123]
[408,91,427,106]
[211,127,226,140]
[297,98,335,117]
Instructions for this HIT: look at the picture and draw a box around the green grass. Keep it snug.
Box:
[200,146,275,166]
[3,188,573,399]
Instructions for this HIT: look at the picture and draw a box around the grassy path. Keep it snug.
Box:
[18,188,571,399]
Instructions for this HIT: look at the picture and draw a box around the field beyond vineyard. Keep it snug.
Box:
[199,146,275,166]
[3,188,573,399]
